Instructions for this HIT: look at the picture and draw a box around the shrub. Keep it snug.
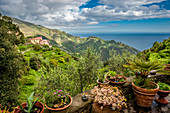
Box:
[0,16,24,109]
[29,57,41,70]
[59,57,65,63]
[21,75,36,85]
[18,46,27,51]
[33,44,42,51]
[50,59,58,67]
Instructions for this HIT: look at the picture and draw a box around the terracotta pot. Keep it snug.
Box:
[13,102,44,113]
[155,90,170,105]
[45,95,72,111]
[97,79,109,88]
[106,75,128,86]
[132,82,159,107]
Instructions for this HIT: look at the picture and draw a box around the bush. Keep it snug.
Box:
[0,16,25,108]
[33,44,42,51]
[29,57,41,70]
[59,57,65,63]
[21,75,36,85]
[50,59,58,67]
[18,46,27,51]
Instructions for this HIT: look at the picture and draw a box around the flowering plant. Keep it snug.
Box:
[44,89,70,108]
[91,86,127,110]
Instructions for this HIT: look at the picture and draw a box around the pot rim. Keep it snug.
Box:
[158,89,170,93]
[45,95,72,111]
[97,79,109,84]
[132,81,159,93]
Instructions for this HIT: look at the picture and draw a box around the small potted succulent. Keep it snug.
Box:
[91,86,127,112]
[13,92,44,113]
[97,72,109,88]
[105,71,127,86]
[44,89,72,111]
[156,82,170,105]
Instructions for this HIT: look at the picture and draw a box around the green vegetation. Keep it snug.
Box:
[157,82,170,91]
[1,14,170,111]
[126,59,163,89]
[17,92,39,113]
[13,18,139,61]
[138,38,170,63]
[0,14,26,109]
[109,71,116,77]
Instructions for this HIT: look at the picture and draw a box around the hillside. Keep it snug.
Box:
[13,18,139,60]
[138,38,170,63]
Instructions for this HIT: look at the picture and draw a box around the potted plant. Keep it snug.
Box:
[156,82,170,105]
[44,89,72,111]
[91,86,127,112]
[97,72,109,88]
[127,59,162,107]
[13,92,44,113]
[105,71,127,86]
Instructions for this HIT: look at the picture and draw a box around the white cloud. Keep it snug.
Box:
[0,0,170,28]
[87,21,99,25]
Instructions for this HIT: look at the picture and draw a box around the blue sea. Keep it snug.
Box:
[72,33,170,51]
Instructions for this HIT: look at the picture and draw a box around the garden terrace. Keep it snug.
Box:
[43,76,170,113]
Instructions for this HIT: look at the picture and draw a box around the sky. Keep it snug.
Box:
[0,0,170,34]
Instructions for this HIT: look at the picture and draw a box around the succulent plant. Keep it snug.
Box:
[17,92,39,113]
[91,86,127,110]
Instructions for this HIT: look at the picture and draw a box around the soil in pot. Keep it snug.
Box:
[106,75,127,86]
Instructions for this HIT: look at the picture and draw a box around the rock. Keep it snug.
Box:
[167,103,170,109]
[151,108,159,113]
[129,106,134,113]
[161,106,168,112]
[123,109,128,113]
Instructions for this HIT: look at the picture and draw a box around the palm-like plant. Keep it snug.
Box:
[127,59,163,78]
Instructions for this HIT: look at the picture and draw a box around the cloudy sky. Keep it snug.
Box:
[0,0,170,34]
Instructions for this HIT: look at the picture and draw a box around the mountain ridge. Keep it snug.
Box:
[13,18,139,60]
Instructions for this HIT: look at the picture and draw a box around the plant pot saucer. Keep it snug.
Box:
[155,90,170,105]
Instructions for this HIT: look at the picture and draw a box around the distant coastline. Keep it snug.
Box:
[72,32,170,51]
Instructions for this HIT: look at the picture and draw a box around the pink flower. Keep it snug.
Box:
[47,91,49,93]
[68,93,70,95]
[54,93,56,95]
[58,90,62,93]
[58,94,61,97]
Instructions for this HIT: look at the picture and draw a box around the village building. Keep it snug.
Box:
[29,37,50,45]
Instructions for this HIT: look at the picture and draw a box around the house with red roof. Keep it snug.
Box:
[29,37,50,45]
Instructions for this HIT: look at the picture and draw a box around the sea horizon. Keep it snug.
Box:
[71,32,170,51]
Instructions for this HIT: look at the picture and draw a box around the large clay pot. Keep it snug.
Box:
[106,75,128,86]
[13,102,44,113]
[97,79,109,88]
[132,82,159,107]
[45,95,72,111]
[156,90,170,105]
